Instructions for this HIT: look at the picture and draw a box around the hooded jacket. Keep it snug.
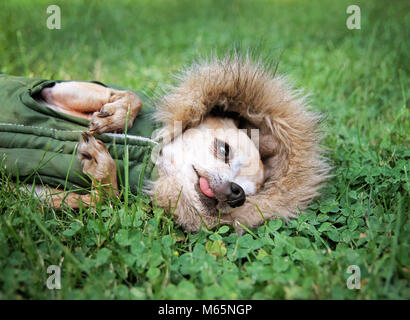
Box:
[0,73,158,194]
[1,56,330,231]
[151,56,330,230]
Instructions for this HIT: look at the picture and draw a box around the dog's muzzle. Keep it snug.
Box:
[226,182,246,208]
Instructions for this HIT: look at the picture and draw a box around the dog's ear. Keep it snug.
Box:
[231,117,289,182]
[255,126,289,182]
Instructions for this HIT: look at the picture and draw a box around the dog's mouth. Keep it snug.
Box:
[198,176,215,198]
[192,166,246,214]
[193,166,215,198]
[192,166,219,208]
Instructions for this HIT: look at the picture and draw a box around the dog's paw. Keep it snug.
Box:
[89,90,142,134]
[78,132,117,186]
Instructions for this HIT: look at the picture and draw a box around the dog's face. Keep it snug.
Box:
[158,116,264,217]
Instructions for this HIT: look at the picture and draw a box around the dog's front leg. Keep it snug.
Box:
[77,131,118,198]
[89,89,142,134]
[48,132,118,208]
[41,81,142,133]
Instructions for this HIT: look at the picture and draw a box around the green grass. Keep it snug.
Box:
[0,0,409,299]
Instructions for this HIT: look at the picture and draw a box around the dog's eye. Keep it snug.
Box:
[214,139,231,164]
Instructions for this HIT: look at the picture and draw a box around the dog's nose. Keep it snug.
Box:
[226,182,246,208]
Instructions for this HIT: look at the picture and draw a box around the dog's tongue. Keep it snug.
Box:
[199,177,215,198]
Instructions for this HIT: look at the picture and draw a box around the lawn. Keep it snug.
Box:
[0,0,408,299]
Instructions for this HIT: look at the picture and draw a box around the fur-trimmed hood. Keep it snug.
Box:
[151,55,330,232]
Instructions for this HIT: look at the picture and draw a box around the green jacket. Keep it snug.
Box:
[0,74,159,194]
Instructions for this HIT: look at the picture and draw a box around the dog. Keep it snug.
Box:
[0,55,330,233]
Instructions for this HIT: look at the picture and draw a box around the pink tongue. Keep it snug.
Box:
[199,177,215,198]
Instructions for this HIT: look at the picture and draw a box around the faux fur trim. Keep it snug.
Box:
[152,54,331,231]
